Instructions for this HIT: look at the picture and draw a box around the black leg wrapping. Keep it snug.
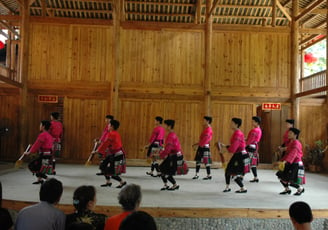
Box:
[161,175,168,183]
[225,172,231,185]
[167,175,176,185]
[151,163,155,171]
[290,183,300,189]
[206,166,211,175]
[234,177,244,188]
[196,164,201,173]
[111,175,122,182]
[154,162,160,172]
[251,167,257,177]
[280,180,289,188]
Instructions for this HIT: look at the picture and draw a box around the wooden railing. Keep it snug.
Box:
[300,70,327,96]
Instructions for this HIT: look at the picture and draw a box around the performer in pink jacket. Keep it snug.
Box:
[192,116,213,180]
[246,116,262,183]
[222,118,249,193]
[145,116,165,177]
[278,119,294,159]
[276,128,305,196]
[159,120,182,191]
[49,112,63,175]
[26,120,54,184]
[95,115,114,176]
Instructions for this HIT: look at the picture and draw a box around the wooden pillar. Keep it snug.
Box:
[112,0,122,118]
[19,0,30,153]
[291,0,300,126]
[204,0,213,116]
[326,6,328,139]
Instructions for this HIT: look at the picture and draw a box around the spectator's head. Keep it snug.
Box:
[0,208,13,230]
[105,115,114,124]
[289,201,313,229]
[67,222,94,230]
[119,211,157,230]
[118,184,142,212]
[231,117,242,129]
[50,112,60,120]
[203,116,212,125]
[155,116,163,124]
[39,178,63,204]
[40,120,51,131]
[72,185,96,213]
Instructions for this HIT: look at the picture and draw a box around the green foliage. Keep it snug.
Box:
[305,140,327,166]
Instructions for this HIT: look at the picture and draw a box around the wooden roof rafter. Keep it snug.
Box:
[0,0,17,13]
[295,0,326,21]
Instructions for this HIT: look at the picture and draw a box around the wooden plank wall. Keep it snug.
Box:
[3,22,326,168]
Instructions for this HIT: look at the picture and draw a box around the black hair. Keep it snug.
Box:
[203,116,212,124]
[286,119,295,126]
[39,178,63,204]
[110,120,120,130]
[0,208,13,230]
[164,119,175,129]
[118,184,142,211]
[289,127,301,139]
[231,118,242,128]
[41,120,51,131]
[289,201,313,224]
[155,116,163,124]
[119,211,157,230]
[51,112,60,120]
[72,185,96,213]
[252,116,261,124]
[106,115,114,120]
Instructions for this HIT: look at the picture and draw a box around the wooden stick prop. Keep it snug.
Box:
[85,142,98,166]
[14,144,31,168]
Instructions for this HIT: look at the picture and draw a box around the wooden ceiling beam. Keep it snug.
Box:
[0,15,21,21]
[208,0,219,16]
[295,86,328,98]
[301,35,326,50]
[124,1,194,7]
[300,34,320,46]
[195,0,202,24]
[212,15,286,20]
[301,14,319,25]
[0,21,19,38]
[276,0,292,21]
[30,15,113,25]
[0,0,16,14]
[0,74,22,88]
[300,28,326,35]
[295,0,326,21]
[30,6,112,14]
[126,12,193,17]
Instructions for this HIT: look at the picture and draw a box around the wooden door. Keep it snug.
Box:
[257,105,290,163]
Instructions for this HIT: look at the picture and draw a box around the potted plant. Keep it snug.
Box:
[304,140,328,172]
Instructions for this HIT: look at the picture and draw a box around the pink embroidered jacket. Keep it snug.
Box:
[198,126,213,147]
[49,120,63,142]
[30,131,53,154]
[149,126,165,146]
[246,127,262,150]
[282,139,303,164]
[228,129,246,154]
[160,132,182,159]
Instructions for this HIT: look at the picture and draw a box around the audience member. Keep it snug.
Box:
[66,222,94,230]
[119,211,157,230]
[15,178,65,230]
[104,184,142,230]
[289,201,313,230]
[66,185,106,230]
[0,181,13,230]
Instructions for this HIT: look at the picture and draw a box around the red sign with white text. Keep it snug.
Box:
[38,95,58,103]
[262,103,281,110]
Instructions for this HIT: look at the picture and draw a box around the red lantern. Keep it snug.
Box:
[304,52,317,64]
[0,41,4,49]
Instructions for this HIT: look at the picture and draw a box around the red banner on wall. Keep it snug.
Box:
[38,95,58,103]
[262,103,281,110]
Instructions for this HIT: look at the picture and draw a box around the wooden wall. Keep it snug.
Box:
[3,21,326,168]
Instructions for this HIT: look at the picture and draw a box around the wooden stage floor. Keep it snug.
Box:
[1,163,328,218]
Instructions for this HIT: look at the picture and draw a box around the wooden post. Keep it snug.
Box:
[204,0,213,116]
[112,0,121,117]
[291,0,300,126]
[272,0,276,27]
[19,0,30,153]
[326,6,328,139]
